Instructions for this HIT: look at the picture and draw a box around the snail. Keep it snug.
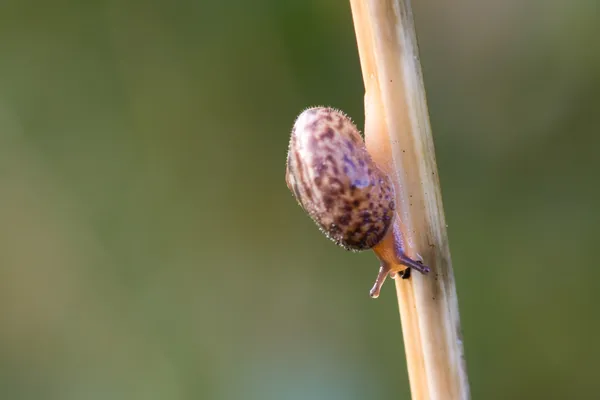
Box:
[285,106,430,298]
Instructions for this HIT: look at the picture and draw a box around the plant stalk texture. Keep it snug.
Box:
[349,0,470,398]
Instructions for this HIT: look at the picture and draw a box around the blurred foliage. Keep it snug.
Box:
[0,0,599,399]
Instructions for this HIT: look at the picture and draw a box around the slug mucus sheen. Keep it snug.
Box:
[285,106,430,298]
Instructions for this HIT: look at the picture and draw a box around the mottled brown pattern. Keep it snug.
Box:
[285,107,395,251]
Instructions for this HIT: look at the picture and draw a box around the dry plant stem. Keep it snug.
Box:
[349,0,470,399]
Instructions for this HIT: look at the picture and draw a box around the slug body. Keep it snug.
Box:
[286,107,429,298]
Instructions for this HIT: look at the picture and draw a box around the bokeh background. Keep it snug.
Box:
[0,0,598,399]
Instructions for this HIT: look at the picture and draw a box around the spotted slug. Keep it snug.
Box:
[285,106,430,298]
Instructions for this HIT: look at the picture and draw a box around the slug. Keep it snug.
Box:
[285,106,430,298]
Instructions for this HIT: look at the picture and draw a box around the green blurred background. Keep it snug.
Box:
[0,0,598,399]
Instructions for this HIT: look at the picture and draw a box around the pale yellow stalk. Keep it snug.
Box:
[349,0,470,399]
